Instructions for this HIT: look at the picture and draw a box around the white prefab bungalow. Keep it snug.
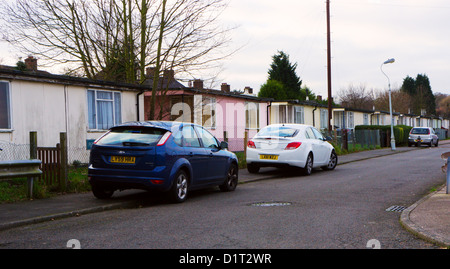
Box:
[0,65,145,162]
[269,99,449,137]
[269,100,330,130]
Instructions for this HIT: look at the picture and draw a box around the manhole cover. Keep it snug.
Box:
[251,201,292,207]
[385,205,407,212]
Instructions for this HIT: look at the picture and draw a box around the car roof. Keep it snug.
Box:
[112,121,195,131]
[264,124,311,129]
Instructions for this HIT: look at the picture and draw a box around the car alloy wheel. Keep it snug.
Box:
[304,154,313,175]
[170,170,188,203]
[220,163,238,192]
[323,151,337,170]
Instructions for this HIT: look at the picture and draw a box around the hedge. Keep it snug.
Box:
[355,125,412,146]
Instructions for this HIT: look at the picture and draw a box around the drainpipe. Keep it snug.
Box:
[312,105,317,127]
[266,101,272,126]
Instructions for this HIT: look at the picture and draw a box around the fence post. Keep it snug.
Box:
[29,131,38,198]
[244,131,248,156]
[223,131,228,143]
[30,131,37,159]
[59,132,68,191]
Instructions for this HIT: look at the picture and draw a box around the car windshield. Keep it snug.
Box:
[257,126,299,138]
[411,128,430,135]
[96,127,167,146]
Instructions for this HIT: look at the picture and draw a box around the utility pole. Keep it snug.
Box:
[326,0,333,132]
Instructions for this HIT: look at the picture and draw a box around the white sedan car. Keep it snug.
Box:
[246,124,337,175]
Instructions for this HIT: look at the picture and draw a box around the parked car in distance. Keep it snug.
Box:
[88,121,239,203]
[246,124,337,175]
[408,127,439,147]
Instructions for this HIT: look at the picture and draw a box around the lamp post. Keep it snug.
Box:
[381,58,396,150]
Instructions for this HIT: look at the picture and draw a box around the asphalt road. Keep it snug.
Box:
[0,144,447,249]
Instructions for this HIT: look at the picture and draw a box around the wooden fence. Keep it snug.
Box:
[30,132,68,190]
[37,144,61,186]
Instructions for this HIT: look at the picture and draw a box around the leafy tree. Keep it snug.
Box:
[400,74,435,115]
[258,80,287,100]
[267,51,302,99]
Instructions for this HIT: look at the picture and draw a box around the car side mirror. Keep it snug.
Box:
[325,136,332,141]
[220,141,228,150]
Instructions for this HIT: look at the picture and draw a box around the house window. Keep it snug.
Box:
[320,109,328,129]
[0,81,11,129]
[246,102,259,129]
[202,97,216,128]
[294,106,304,124]
[363,113,369,125]
[87,89,122,130]
[170,96,194,122]
[347,112,354,129]
[278,105,287,123]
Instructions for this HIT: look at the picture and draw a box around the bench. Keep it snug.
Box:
[0,160,42,199]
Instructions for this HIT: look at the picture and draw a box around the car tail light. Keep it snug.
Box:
[247,140,256,149]
[285,142,302,150]
[157,132,172,146]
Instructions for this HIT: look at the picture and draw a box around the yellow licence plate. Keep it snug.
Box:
[110,156,136,164]
[260,155,278,160]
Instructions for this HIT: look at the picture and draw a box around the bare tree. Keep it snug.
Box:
[373,88,412,114]
[0,0,234,86]
[337,84,375,110]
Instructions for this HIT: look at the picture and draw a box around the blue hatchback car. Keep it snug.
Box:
[88,121,239,202]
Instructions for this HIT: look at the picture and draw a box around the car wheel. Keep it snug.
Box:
[247,163,260,174]
[220,163,238,192]
[303,153,313,176]
[91,185,114,199]
[169,170,188,203]
[322,150,337,171]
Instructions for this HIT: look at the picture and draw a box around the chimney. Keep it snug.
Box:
[244,86,253,94]
[163,70,175,81]
[221,83,230,93]
[25,56,37,72]
[193,79,203,89]
[317,95,322,102]
[146,67,156,78]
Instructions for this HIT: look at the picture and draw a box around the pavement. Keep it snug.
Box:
[0,143,449,248]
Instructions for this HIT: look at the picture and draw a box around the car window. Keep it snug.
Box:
[411,128,430,135]
[305,128,315,139]
[181,126,201,147]
[257,126,298,137]
[195,126,219,148]
[172,129,183,147]
[95,127,166,146]
[311,127,324,140]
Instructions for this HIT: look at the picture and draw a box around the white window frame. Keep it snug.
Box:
[320,109,328,129]
[294,106,305,124]
[0,81,12,130]
[87,89,122,130]
[245,102,259,129]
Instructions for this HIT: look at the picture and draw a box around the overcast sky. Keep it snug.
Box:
[219,0,450,99]
[1,0,449,101]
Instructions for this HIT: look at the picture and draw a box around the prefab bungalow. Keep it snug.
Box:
[145,80,272,152]
[0,58,145,163]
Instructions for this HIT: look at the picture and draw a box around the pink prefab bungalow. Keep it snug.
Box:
[143,76,272,152]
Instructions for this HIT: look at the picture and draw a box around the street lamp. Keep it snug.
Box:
[381,58,396,150]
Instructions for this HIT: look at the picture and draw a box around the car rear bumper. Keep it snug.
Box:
[246,148,307,168]
[88,166,172,192]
